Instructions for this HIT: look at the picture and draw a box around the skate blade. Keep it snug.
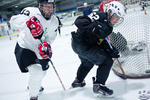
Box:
[38,90,44,95]
[94,93,114,98]
[68,86,84,90]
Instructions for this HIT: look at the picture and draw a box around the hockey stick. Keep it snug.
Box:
[105,37,127,79]
[39,39,66,91]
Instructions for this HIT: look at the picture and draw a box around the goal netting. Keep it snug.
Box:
[110,0,150,78]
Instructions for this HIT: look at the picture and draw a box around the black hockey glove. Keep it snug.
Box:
[104,45,120,58]
[108,48,120,58]
[99,40,120,58]
[89,21,112,39]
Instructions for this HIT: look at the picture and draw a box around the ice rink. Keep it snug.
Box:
[0,5,150,100]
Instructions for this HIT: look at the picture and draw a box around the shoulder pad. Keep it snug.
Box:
[20,7,40,17]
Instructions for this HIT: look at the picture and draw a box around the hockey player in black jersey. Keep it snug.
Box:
[71,1,126,97]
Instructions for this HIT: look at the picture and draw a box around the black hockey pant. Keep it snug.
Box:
[72,40,113,85]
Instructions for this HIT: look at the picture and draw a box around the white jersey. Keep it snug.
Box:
[10,7,59,59]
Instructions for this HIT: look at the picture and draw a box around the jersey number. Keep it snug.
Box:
[88,12,100,21]
[21,9,30,16]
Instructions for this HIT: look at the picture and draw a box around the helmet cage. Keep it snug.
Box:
[38,0,56,20]
[106,1,126,26]
[107,9,124,27]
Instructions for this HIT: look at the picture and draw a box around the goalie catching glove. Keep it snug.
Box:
[26,16,43,39]
[39,42,52,59]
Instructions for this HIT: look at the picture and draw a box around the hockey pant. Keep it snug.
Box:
[72,40,113,85]
[14,43,49,73]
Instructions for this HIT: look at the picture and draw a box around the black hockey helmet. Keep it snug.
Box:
[38,0,56,20]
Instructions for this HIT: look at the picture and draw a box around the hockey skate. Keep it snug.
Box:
[39,87,44,92]
[71,78,86,88]
[27,86,44,93]
[30,96,38,100]
[92,77,113,98]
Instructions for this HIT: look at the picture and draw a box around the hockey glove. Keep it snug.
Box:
[99,40,120,58]
[108,48,120,58]
[89,21,112,39]
[26,16,43,39]
[39,42,52,59]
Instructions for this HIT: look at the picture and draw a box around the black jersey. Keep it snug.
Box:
[72,11,113,46]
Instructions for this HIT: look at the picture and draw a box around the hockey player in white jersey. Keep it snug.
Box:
[10,0,58,100]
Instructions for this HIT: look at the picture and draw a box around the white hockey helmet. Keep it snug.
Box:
[105,1,126,26]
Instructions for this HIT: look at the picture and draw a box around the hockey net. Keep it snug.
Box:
[110,0,150,79]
